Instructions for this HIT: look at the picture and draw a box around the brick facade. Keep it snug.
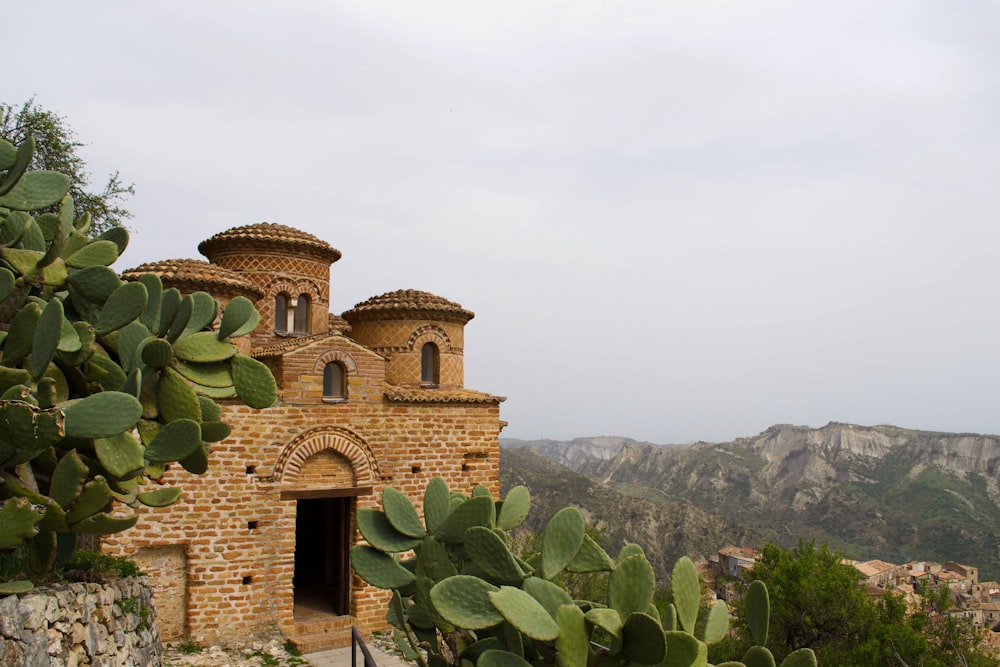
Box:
[106,223,504,649]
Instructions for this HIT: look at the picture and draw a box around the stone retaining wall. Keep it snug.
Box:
[0,576,162,666]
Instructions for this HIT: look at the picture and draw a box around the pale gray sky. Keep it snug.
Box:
[6,1,1000,443]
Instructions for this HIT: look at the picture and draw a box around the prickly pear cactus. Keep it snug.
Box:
[350,479,817,667]
[0,129,276,590]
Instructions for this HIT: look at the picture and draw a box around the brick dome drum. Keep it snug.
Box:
[122,258,265,301]
[198,222,342,263]
[343,289,474,324]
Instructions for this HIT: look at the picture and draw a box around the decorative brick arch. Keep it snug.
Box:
[267,280,296,300]
[266,279,320,303]
[270,427,379,486]
[408,325,451,353]
[313,350,359,375]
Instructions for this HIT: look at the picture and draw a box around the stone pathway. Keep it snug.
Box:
[305,644,413,667]
[162,636,412,667]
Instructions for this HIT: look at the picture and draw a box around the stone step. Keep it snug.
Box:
[290,626,352,653]
[293,614,353,636]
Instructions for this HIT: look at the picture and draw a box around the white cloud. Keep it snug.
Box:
[6,0,1000,442]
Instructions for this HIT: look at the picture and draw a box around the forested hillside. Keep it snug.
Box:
[502,422,1000,580]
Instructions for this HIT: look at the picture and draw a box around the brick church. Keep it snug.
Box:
[102,223,505,650]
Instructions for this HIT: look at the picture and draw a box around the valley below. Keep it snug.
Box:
[500,422,1000,582]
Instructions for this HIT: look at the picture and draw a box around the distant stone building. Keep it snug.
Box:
[102,223,505,650]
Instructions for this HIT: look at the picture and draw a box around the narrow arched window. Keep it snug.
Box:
[274,294,288,333]
[421,343,439,385]
[293,294,310,333]
[323,362,346,399]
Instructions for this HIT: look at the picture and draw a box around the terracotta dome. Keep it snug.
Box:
[198,222,341,263]
[122,258,265,301]
[343,289,474,324]
[328,313,352,335]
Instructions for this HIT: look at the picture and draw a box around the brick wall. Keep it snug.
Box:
[104,369,502,644]
[108,226,504,647]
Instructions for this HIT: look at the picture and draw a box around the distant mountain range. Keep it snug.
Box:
[500,423,1000,582]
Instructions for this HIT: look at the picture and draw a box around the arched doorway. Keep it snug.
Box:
[291,491,354,614]
[273,429,377,617]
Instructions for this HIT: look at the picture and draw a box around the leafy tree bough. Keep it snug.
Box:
[0,124,276,593]
[351,478,817,667]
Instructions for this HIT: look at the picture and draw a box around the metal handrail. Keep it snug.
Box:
[351,625,379,667]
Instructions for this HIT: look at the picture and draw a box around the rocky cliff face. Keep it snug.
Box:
[511,423,1000,580]
[499,446,754,582]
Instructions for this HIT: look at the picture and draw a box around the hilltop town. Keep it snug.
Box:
[708,545,1000,643]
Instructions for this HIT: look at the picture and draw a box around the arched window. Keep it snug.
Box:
[323,362,346,400]
[420,343,439,386]
[293,294,310,333]
[274,294,288,333]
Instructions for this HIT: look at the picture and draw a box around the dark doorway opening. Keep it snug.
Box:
[294,497,351,615]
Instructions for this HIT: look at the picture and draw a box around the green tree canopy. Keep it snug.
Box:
[732,540,1000,666]
[0,99,133,234]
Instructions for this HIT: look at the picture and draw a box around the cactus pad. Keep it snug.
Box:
[231,353,277,408]
[702,599,729,645]
[31,299,63,381]
[0,400,64,454]
[383,486,427,538]
[49,450,90,509]
[63,392,142,439]
[157,368,202,422]
[429,575,502,630]
[0,170,71,211]
[357,508,422,552]
[423,476,451,532]
[778,648,818,667]
[67,266,121,304]
[663,631,708,667]
[746,579,770,646]
[743,645,777,667]
[0,497,45,549]
[183,291,217,334]
[65,239,119,269]
[66,477,113,523]
[351,545,417,590]
[95,282,148,335]
[541,506,585,579]
[617,543,646,562]
[477,651,533,667]
[566,533,615,573]
[464,526,525,584]
[496,485,530,530]
[555,604,589,667]
[584,607,622,640]
[174,331,237,363]
[622,612,666,665]
[95,432,145,478]
[4,301,42,366]
[522,576,574,619]
[609,554,655,620]
[144,419,202,462]
[141,338,174,368]
[434,495,493,543]
[0,580,35,596]
[218,296,259,339]
[137,487,183,507]
[488,586,559,641]
[672,556,701,633]
[71,512,139,535]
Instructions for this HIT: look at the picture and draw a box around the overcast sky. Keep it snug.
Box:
[6,1,1000,444]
